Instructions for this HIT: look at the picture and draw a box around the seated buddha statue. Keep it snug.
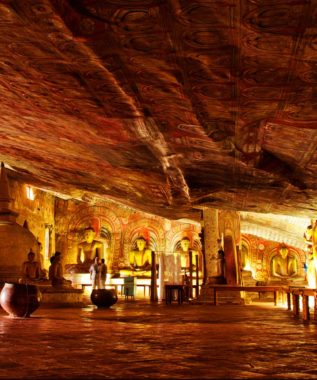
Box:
[49,252,72,288]
[120,237,152,277]
[178,237,201,274]
[269,244,304,284]
[19,250,50,285]
[179,237,190,273]
[65,227,104,274]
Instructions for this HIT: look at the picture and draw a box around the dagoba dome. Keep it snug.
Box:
[0,163,39,282]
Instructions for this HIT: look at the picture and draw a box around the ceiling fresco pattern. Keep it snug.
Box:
[1,0,317,220]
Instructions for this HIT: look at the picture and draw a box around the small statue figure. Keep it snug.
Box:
[49,252,72,288]
[19,250,49,285]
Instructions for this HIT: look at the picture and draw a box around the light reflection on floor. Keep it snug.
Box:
[0,300,317,379]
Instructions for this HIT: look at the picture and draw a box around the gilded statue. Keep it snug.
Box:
[306,222,317,288]
[66,226,105,274]
[270,244,299,281]
[77,227,104,265]
[129,237,152,274]
[179,237,191,271]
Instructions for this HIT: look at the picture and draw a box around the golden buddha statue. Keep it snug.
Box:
[120,237,152,277]
[306,222,317,288]
[269,244,303,284]
[65,226,105,274]
[178,237,200,275]
[179,237,191,271]
[77,227,104,265]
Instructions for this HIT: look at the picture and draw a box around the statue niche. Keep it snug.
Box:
[66,226,105,274]
[119,236,152,278]
[268,244,304,285]
[178,237,202,277]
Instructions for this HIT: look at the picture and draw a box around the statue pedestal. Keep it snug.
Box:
[267,276,306,287]
[39,286,86,307]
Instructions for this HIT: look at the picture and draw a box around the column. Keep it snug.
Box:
[202,208,222,283]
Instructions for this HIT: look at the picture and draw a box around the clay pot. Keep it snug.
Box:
[90,289,118,308]
[0,282,42,317]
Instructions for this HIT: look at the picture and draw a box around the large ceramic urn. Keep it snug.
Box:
[0,282,42,317]
[90,289,118,308]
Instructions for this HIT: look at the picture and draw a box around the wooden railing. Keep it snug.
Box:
[202,285,285,306]
[205,284,317,323]
[283,287,317,322]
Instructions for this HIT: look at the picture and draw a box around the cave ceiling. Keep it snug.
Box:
[1,0,317,222]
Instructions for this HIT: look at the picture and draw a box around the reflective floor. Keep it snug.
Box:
[0,298,317,379]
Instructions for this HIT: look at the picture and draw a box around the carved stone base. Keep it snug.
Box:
[40,286,86,307]
[207,276,227,285]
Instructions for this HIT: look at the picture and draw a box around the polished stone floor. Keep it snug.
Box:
[0,297,317,380]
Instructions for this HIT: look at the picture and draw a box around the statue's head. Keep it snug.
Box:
[27,250,35,262]
[279,244,289,259]
[54,251,62,262]
[84,227,96,243]
[180,237,190,252]
[136,237,147,251]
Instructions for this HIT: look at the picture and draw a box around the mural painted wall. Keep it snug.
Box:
[54,198,202,277]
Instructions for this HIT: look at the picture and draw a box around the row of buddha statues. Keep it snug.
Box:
[19,223,317,290]
[18,227,201,289]
[66,228,199,279]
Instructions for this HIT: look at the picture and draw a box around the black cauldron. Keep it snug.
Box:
[90,289,118,308]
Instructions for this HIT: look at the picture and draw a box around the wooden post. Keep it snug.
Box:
[199,227,207,285]
[150,251,158,302]
[195,254,199,298]
[189,250,193,299]
[292,293,300,317]
[302,293,310,322]
[287,292,291,310]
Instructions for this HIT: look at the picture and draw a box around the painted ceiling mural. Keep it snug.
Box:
[1,0,317,221]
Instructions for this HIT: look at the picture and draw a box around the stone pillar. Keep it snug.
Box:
[202,208,222,283]
[218,210,241,285]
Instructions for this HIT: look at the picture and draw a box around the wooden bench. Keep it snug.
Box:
[205,285,286,305]
[285,287,317,322]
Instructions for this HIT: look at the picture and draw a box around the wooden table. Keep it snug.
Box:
[165,284,185,304]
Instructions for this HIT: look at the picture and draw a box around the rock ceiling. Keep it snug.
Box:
[1,0,317,223]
